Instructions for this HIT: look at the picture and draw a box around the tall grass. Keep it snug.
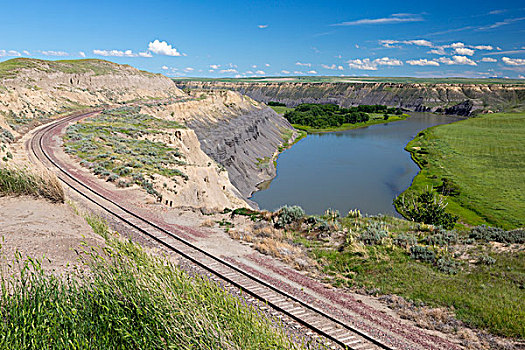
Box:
[0,215,304,349]
[0,166,64,203]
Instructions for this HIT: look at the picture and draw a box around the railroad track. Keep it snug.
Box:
[30,110,394,350]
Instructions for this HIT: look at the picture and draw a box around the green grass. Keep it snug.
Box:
[398,112,525,229]
[285,213,525,339]
[64,106,187,198]
[0,166,64,203]
[269,106,294,114]
[0,58,159,79]
[292,114,408,133]
[0,215,305,349]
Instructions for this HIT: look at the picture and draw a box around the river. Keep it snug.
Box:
[250,113,462,216]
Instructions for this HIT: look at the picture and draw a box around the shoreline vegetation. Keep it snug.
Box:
[270,102,408,134]
[397,112,525,230]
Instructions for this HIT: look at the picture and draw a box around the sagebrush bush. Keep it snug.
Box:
[469,225,525,244]
[410,245,436,263]
[359,223,387,245]
[425,229,458,246]
[393,233,417,249]
[275,205,305,228]
[436,257,459,275]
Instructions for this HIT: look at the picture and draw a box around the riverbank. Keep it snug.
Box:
[397,112,525,229]
[292,113,408,133]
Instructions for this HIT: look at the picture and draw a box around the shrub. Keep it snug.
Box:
[410,245,436,263]
[275,205,305,228]
[0,166,64,203]
[425,229,458,246]
[436,177,460,196]
[393,233,417,249]
[359,223,387,245]
[436,257,459,274]
[395,187,458,229]
[469,225,525,244]
[477,255,496,266]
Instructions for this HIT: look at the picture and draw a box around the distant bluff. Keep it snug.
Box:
[174,80,525,116]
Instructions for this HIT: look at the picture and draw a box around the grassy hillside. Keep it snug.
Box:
[399,112,525,229]
[175,76,525,85]
[0,213,304,349]
[0,58,156,79]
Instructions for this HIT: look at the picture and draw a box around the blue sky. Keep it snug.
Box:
[1,0,525,78]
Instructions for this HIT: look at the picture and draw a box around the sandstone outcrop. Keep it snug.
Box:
[174,81,525,116]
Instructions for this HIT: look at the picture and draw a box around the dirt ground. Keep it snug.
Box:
[0,196,104,275]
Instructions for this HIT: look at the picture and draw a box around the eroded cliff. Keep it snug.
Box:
[174,81,525,116]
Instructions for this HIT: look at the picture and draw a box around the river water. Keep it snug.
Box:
[250,113,461,216]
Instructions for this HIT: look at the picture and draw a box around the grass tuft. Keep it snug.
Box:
[0,166,64,203]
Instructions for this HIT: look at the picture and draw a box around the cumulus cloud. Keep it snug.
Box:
[474,45,494,50]
[307,70,318,74]
[161,66,169,70]
[502,57,525,66]
[281,70,290,74]
[219,68,238,73]
[481,57,497,62]
[40,50,69,56]
[333,13,423,26]
[265,63,270,67]
[209,64,220,69]
[258,25,268,29]
[454,47,475,56]
[255,70,265,75]
[374,57,403,66]
[147,40,181,56]
[22,50,30,56]
[406,59,440,66]
[0,50,21,57]
[347,58,378,70]
[450,42,465,48]
[321,64,344,70]
[296,61,311,67]
[183,67,194,72]
[436,55,477,66]
[93,49,151,58]
[429,48,447,55]
[293,71,305,75]
[381,39,433,48]
[79,51,86,57]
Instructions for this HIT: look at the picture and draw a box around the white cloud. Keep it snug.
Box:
[296,62,311,67]
[307,70,318,74]
[93,49,151,58]
[474,45,494,50]
[219,68,238,73]
[22,50,30,56]
[406,39,433,47]
[0,50,21,57]
[322,64,345,70]
[40,50,69,56]
[251,65,257,68]
[255,70,265,75]
[79,51,86,57]
[502,57,525,66]
[161,66,169,70]
[450,42,465,48]
[481,57,497,62]
[478,17,525,30]
[293,71,305,75]
[454,47,475,56]
[406,59,440,66]
[183,67,194,72]
[281,70,290,74]
[436,55,477,66]
[355,44,360,49]
[258,25,268,29]
[209,64,220,69]
[265,63,270,67]
[333,13,423,26]
[374,57,403,66]
[147,40,181,56]
[429,48,447,55]
[347,58,378,70]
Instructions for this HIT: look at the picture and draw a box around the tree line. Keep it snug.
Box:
[283,103,402,128]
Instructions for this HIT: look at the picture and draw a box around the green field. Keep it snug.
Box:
[399,112,525,229]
